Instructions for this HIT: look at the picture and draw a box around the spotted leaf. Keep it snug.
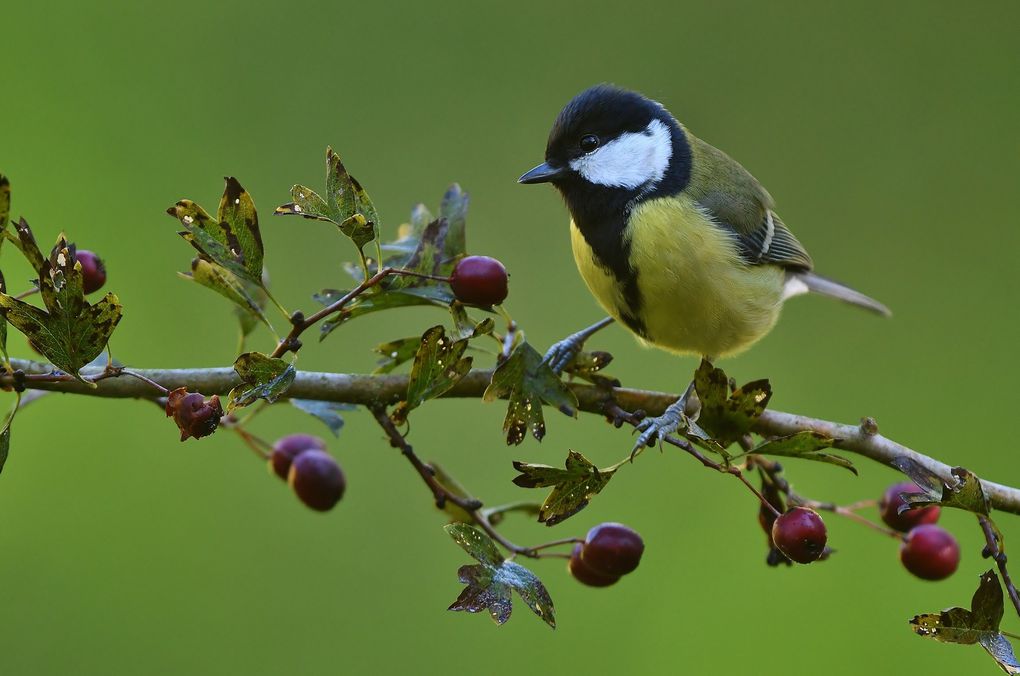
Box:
[391,325,472,423]
[911,570,1019,673]
[0,231,121,382]
[512,450,616,526]
[229,351,295,409]
[484,341,577,445]
[444,523,555,628]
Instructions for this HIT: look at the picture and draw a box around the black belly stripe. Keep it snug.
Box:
[561,180,648,337]
[555,114,692,341]
[618,276,646,337]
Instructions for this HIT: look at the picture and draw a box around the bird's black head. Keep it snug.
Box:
[518,84,691,198]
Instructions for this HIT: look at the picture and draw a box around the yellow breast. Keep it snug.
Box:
[569,194,786,358]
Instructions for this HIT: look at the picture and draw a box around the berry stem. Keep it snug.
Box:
[527,537,585,553]
[230,425,272,460]
[796,498,904,540]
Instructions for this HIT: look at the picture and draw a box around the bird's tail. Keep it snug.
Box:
[784,271,891,317]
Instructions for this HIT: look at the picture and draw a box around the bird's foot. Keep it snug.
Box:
[631,400,691,458]
[542,333,586,375]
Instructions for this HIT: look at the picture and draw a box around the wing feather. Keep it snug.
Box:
[685,132,813,271]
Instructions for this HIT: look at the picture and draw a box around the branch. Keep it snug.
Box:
[8,359,1020,515]
[979,515,1020,617]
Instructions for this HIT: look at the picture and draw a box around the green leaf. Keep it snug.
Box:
[217,177,263,280]
[562,349,619,388]
[373,312,490,374]
[289,399,352,437]
[911,570,1019,673]
[317,285,456,339]
[748,430,856,475]
[275,184,334,223]
[0,391,21,477]
[167,178,265,288]
[392,325,472,423]
[431,462,477,524]
[446,521,505,567]
[438,183,468,268]
[484,341,578,445]
[380,204,433,260]
[0,233,122,381]
[179,257,272,332]
[512,450,616,526]
[276,147,379,252]
[0,417,11,475]
[694,359,771,446]
[372,336,420,374]
[229,351,296,409]
[444,523,555,628]
[0,174,10,234]
[449,302,495,341]
[234,275,269,345]
[0,269,8,363]
[13,217,46,274]
[891,458,990,515]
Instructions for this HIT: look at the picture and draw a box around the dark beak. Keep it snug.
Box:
[518,162,566,184]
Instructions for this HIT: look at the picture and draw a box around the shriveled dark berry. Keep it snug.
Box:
[165,387,222,441]
[449,256,508,306]
[288,449,346,512]
[269,433,327,481]
[581,522,644,576]
[76,250,106,294]
[568,543,620,587]
[879,481,940,533]
[900,524,960,581]
[771,507,827,564]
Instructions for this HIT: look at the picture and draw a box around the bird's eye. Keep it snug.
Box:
[579,135,600,153]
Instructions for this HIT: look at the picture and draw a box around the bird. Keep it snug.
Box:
[518,84,889,451]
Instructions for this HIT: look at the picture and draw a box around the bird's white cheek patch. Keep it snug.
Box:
[570,119,672,189]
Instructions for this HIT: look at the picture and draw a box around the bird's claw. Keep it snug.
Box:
[630,407,690,459]
[542,334,584,375]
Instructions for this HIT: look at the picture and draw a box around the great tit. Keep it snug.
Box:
[519,84,889,449]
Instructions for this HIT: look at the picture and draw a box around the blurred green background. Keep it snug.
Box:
[3,1,1019,673]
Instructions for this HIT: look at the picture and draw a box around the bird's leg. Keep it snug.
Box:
[633,379,697,453]
[541,317,615,375]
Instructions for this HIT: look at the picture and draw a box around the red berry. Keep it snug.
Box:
[269,433,327,481]
[288,449,346,512]
[568,544,620,587]
[879,482,940,532]
[76,250,106,294]
[771,507,827,564]
[581,522,644,576]
[449,256,508,306]
[900,524,960,581]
